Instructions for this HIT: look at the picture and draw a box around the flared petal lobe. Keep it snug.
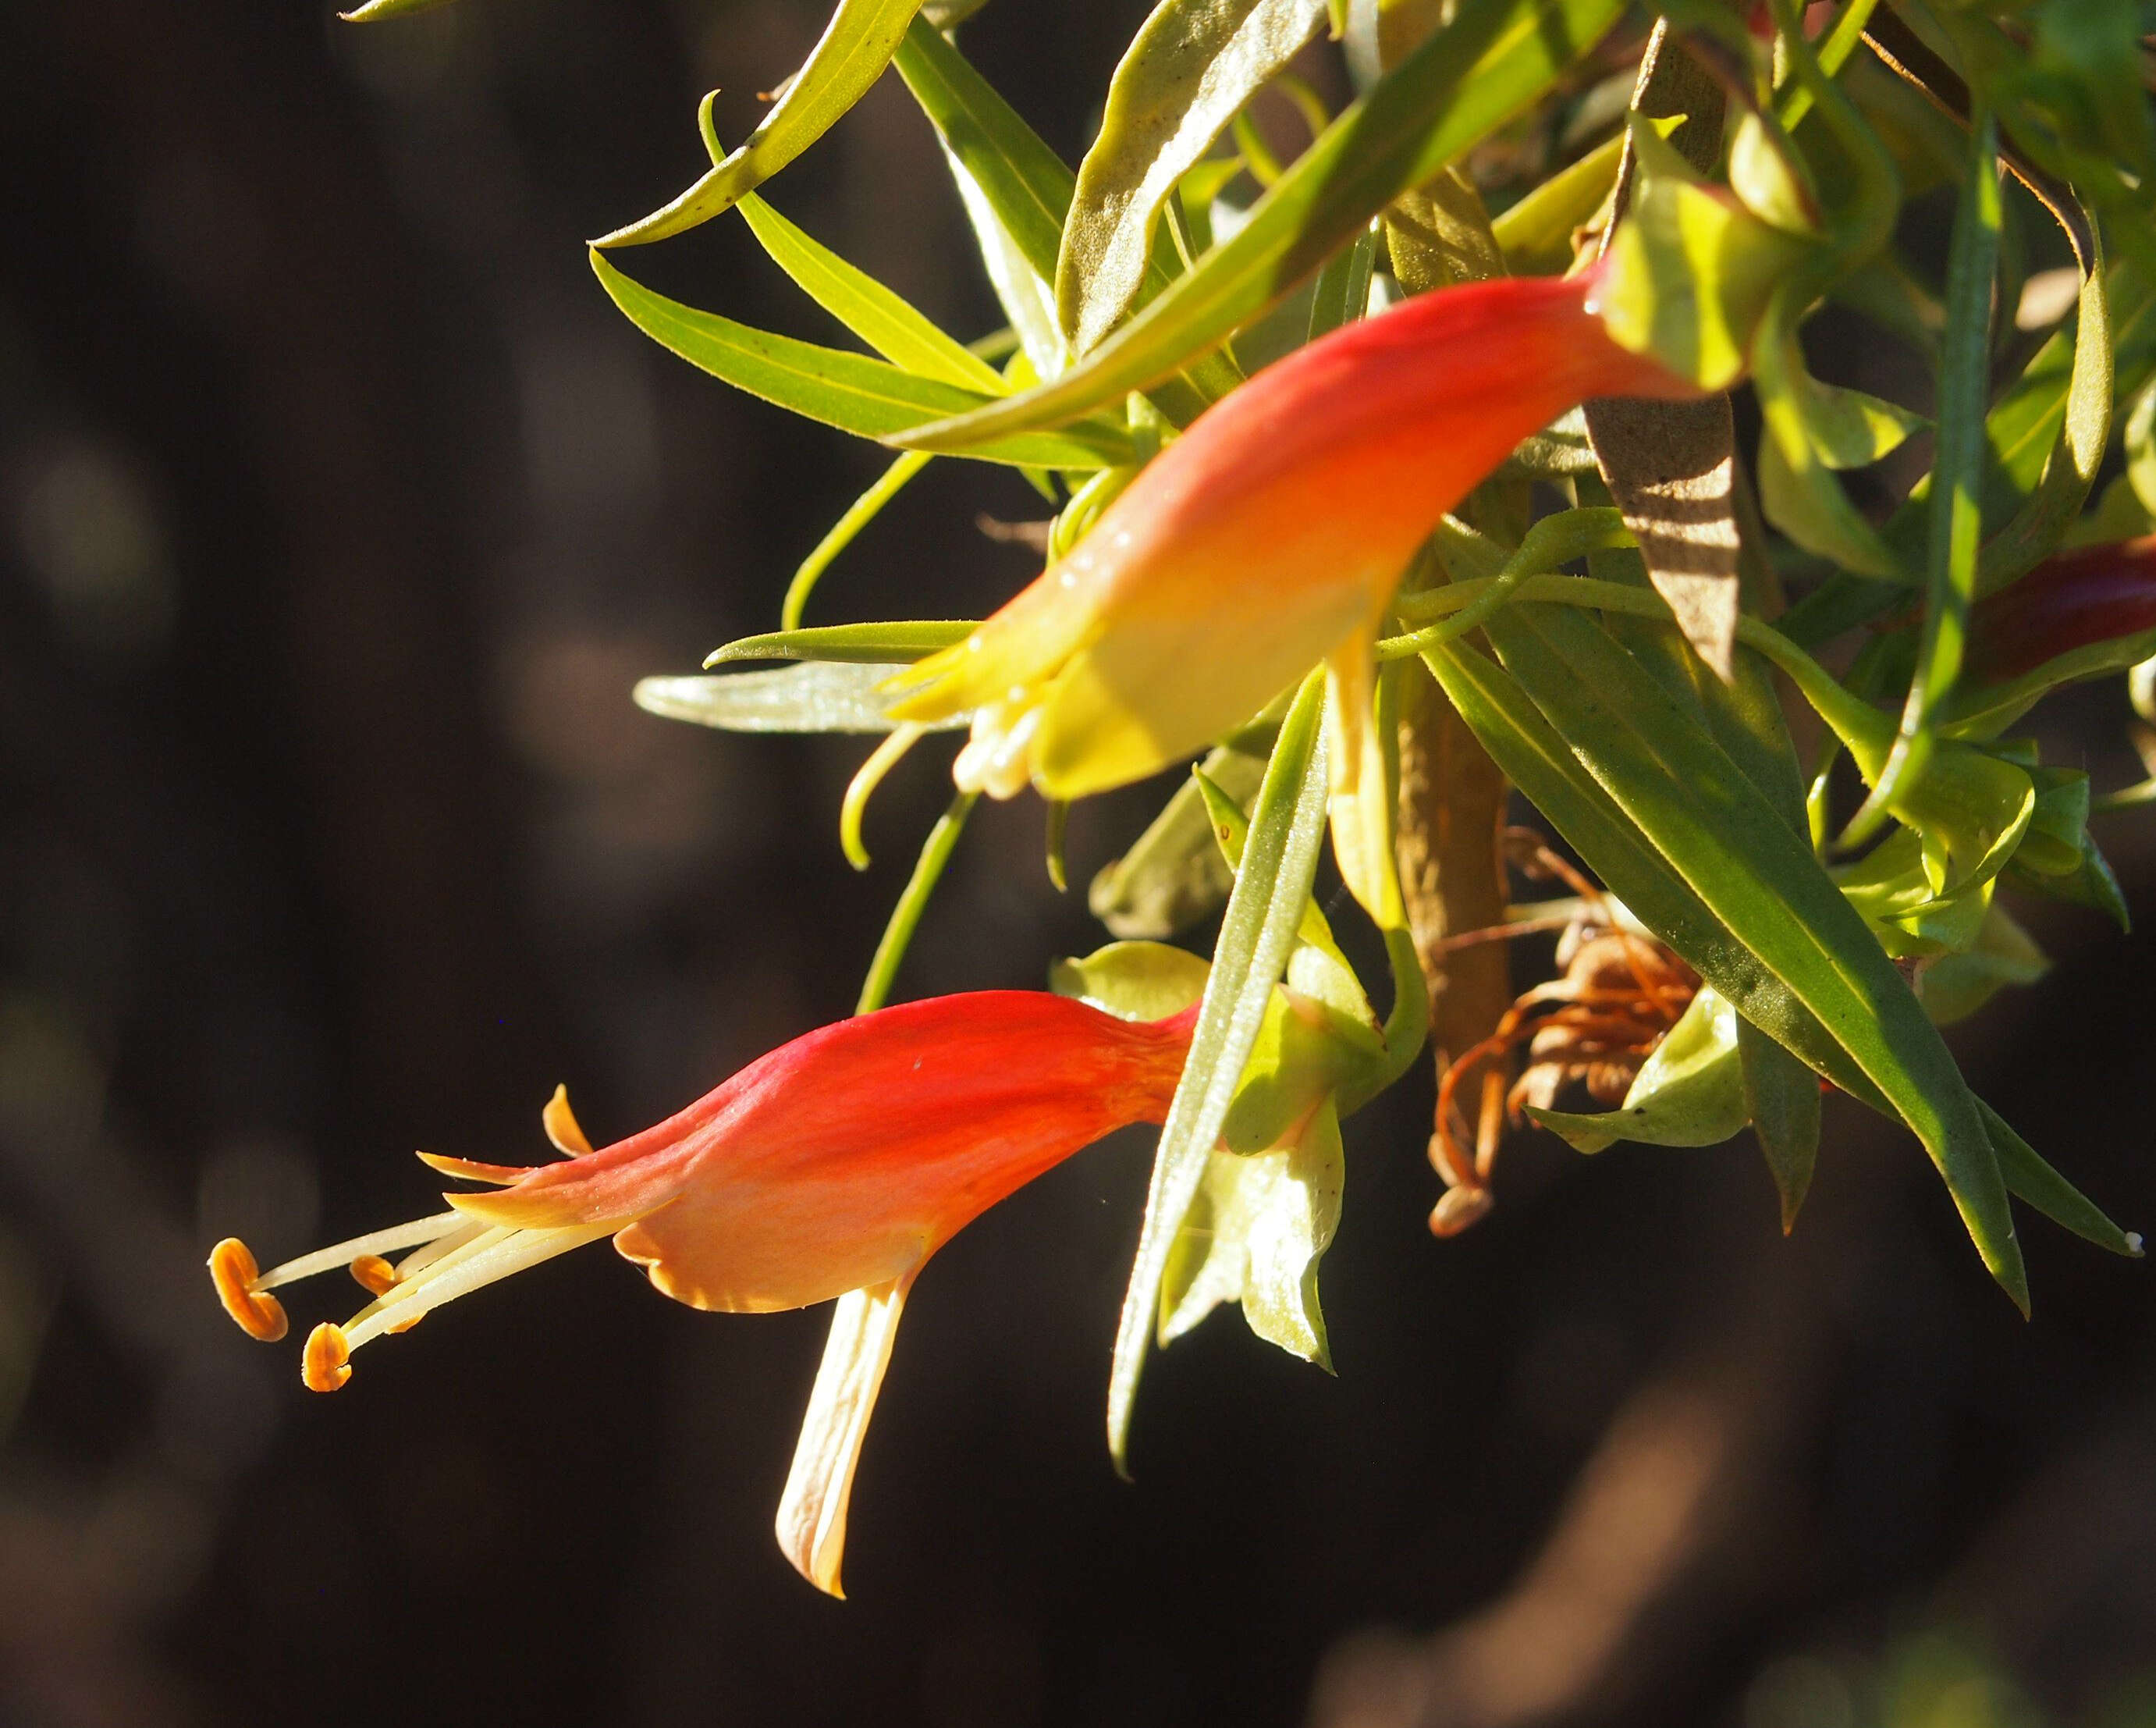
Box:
[450,990,1195,1312]
[887,268,1698,800]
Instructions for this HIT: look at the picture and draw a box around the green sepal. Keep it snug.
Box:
[1727,108,1823,238]
[2004,830,2132,932]
[1526,987,1746,1154]
[2015,767,2093,878]
[1811,685,2037,897]
[1919,901,2050,1028]
[1158,1095,1344,1368]
[1050,940,1212,1022]
[1598,119,1810,390]
[1836,829,1997,962]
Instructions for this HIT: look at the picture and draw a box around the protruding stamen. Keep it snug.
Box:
[208,1239,289,1342]
[343,1221,615,1350]
[251,1211,468,1290]
[350,1254,396,1296]
[303,1323,352,1392]
[392,1221,488,1281]
[543,1084,592,1156]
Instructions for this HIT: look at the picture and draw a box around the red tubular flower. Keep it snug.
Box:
[209,990,1195,1595]
[1962,536,2156,686]
[883,266,1698,810]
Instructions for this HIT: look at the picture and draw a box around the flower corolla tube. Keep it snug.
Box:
[209,990,1195,1596]
[883,266,1699,815]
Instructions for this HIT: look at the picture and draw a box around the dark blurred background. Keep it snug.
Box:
[1,2,2153,1723]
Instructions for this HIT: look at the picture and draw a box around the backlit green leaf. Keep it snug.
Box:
[886,0,1626,452]
[1108,670,1330,1471]
[595,0,925,247]
[1059,0,1329,354]
[705,620,976,666]
[894,19,1242,411]
[1050,940,1213,1022]
[594,253,1131,468]
[737,192,1008,393]
[634,664,967,734]
[1158,1097,1344,1368]
[1528,987,1747,1154]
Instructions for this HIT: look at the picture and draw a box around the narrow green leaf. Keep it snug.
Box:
[941,140,1069,382]
[340,0,453,18]
[1419,634,1884,1102]
[1108,670,1330,1472]
[1739,1015,1820,1230]
[634,664,966,734]
[705,620,976,666]
[1490,130,1624,275]
[1089,744,1270,938]
[1059,0,1329,354]
[893,17,1089,299]
[1781,251,2154,649]
[894,19,1242,411]
[1976,222,2112,591]
[1898,111,2003,746]
[1980,1099,2141,1257]
[593,252,1131,469]
[1305,222,1377,342]
[782,451,934,631]
[1476,603,2025,1307]
[595,0,925,247]
[886,0,1626,451]
[737,194,1009,393]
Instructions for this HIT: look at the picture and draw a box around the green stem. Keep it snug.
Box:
[857,789,979,1014]
[1778,0,1884,132]
[782,450,934,631]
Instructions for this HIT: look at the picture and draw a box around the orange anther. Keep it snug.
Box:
[349,1254,397,1296]
[1429,1186,1494,1238]
[208,1238,289,1342]
[388,1311,424,1335]
[302,1323,352,1392]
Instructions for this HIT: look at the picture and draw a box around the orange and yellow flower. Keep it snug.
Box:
[883,268,1698,824]
[210,989,1195,1596]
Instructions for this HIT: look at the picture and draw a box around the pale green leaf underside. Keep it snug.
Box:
[1058,0,1329,354]
[634,665,966,734]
